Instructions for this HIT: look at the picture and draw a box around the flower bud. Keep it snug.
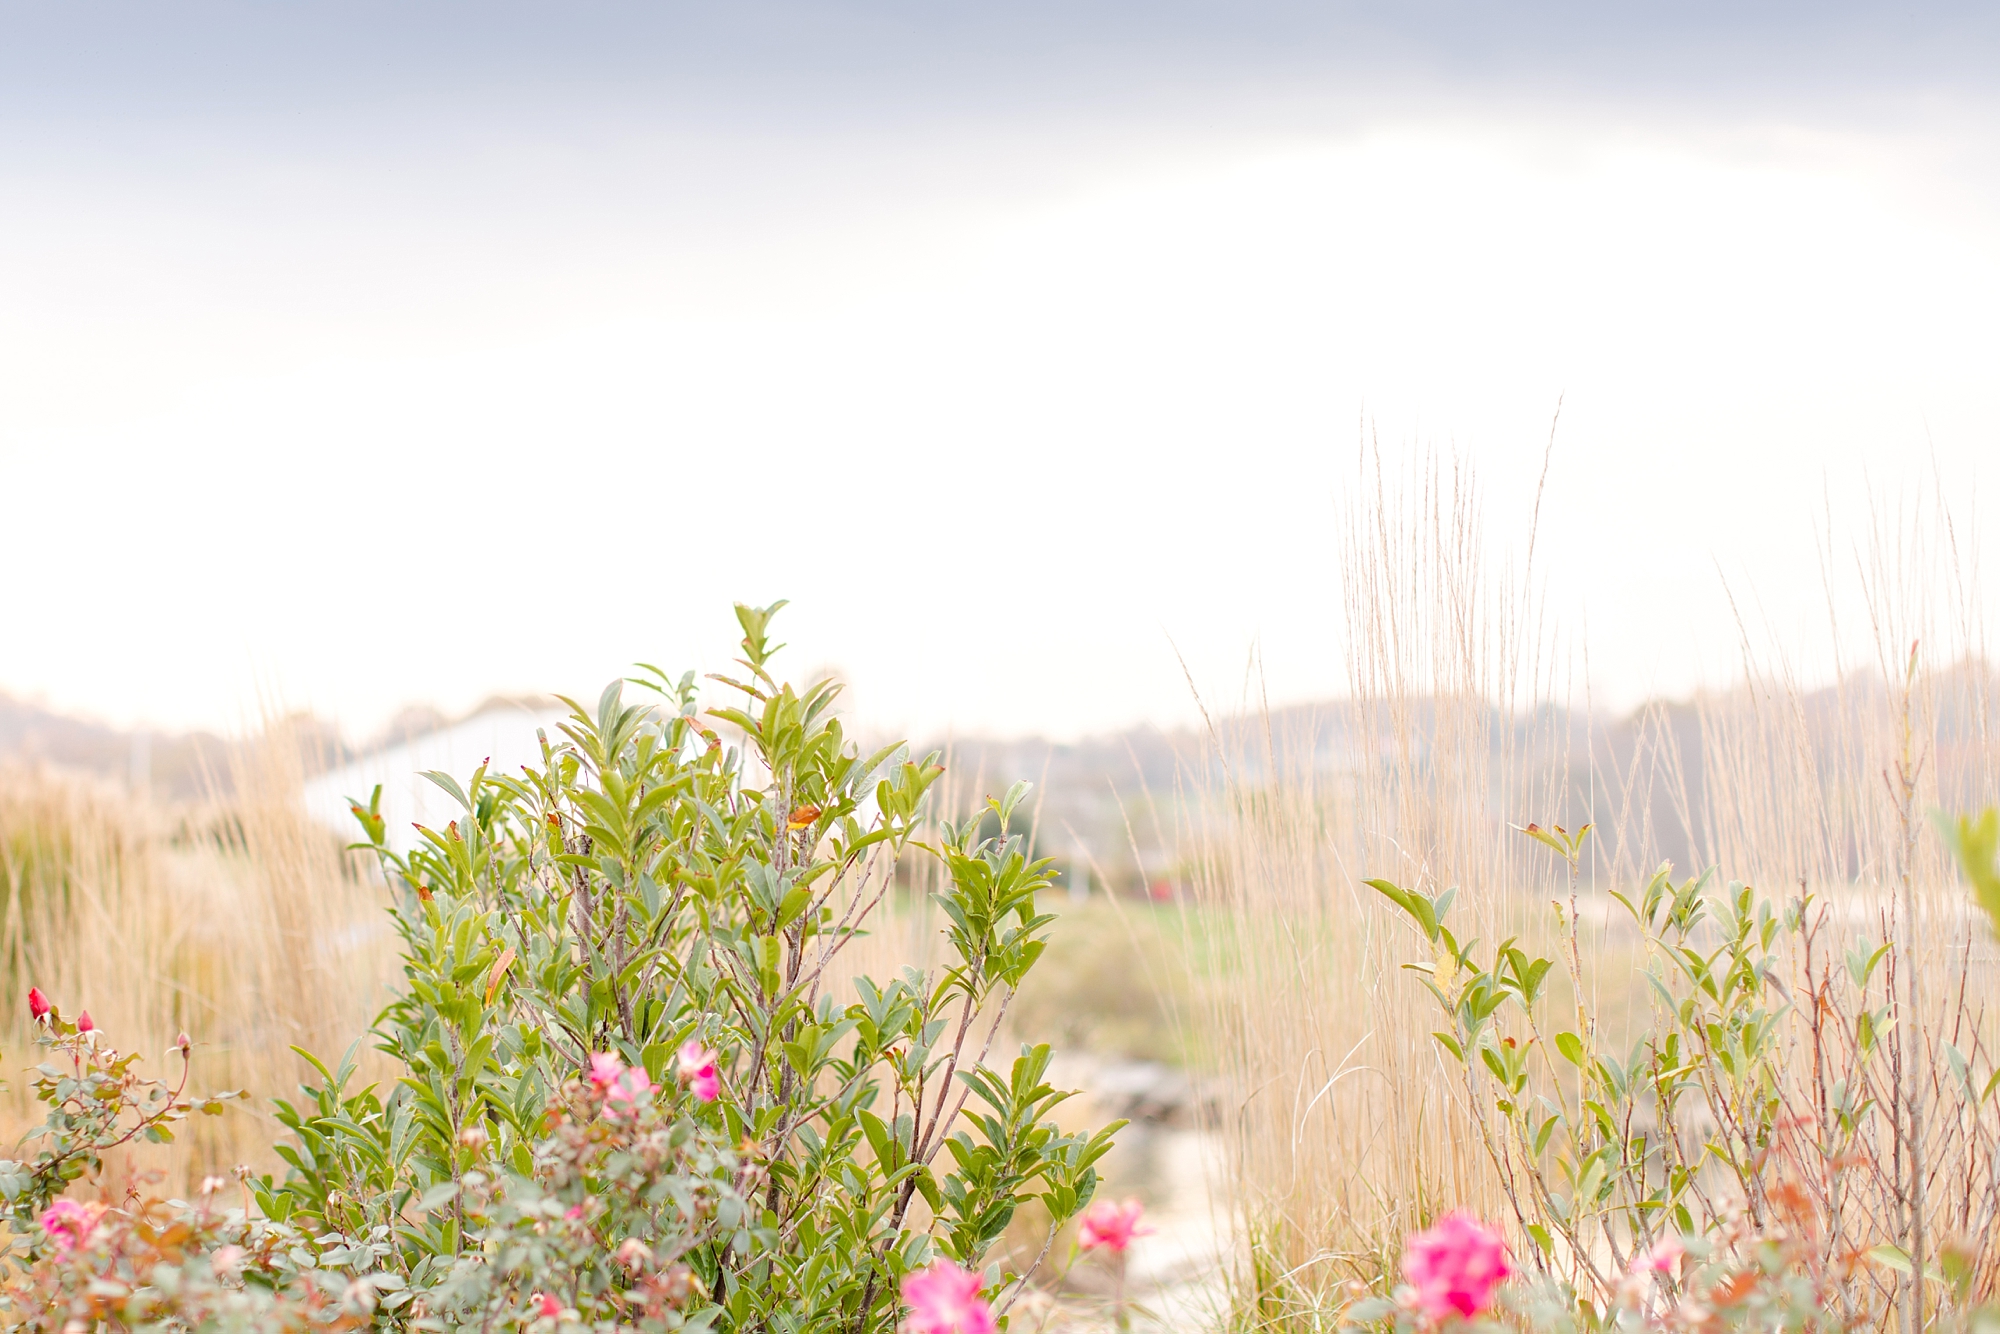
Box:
[76,1010,94,1033]
[26,987,49,1022]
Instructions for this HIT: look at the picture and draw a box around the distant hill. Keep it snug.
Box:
[0,692,370,801]
[0,692,235,800]
[928,658,2000,893]
[9,662,1995,891]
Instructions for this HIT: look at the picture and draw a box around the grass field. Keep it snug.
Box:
[0,723,396,1197]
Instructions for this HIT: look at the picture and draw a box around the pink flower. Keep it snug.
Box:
[1631,1236,1685,1274]
[678,1039,721,1103]
[586,1052,657,1114]
[76,1010,94,1033]
[901,1259,996,1334]
[27,987,49,1022]
[38,1199,107,1254]
[1078,1199,1153,1252]
[564,1203,586,1221]
[604,1065,657,1109]
[1401,1212,1513,1322]
[532,1290,562,1318]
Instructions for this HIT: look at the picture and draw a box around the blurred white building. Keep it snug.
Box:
[303,700,569,853]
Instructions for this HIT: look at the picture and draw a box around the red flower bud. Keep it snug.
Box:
[76,1010,94,1033]
[27,987,49,1022]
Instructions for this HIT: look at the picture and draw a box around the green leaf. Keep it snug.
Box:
[1367,878,1438,942]
[1345,1297,1397,1322]
[420,770,472,813]
[416,1182,461,1214]
[1938,809,2000,939]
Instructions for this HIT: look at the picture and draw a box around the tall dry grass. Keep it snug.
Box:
[1181,452,2000,1327]
[1178,452,1573,1311]
[0,721,397,1198]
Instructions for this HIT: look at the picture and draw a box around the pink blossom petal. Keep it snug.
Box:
[1078,1199,1153,1252]
[902,1259,996,1334]
[605,1067,658,1107]
[38,1200,108,1254]
[677,1040,719,1080]
[1400,1212,1513,1321]
[1632,1237,1686,1274]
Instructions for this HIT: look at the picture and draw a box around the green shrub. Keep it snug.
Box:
[250,602,1122,1329]
[1351,814,2000,1332]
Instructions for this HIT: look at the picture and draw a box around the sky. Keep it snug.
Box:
[4,3,2000,742]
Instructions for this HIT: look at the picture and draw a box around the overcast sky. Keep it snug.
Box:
[4,3,1999,741]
